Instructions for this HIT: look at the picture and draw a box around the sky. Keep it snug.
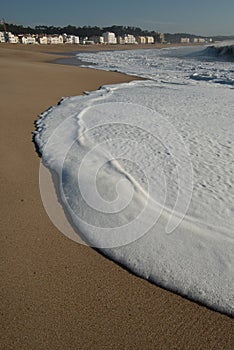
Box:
[1,0,233,36]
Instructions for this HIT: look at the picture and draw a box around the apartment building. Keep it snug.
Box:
[146,36,154,44]
[103,32,117,44]
[63,34,80,44]
[1,32,19,43]
[0,31,6,42]
[8,33,18,43]
[137,36,146,44]
[37,35,48,44]
[123,34,137,44]
[19,34,36,44]
[158,32,165,43]
[117,34,137,44]
[47,35,63,44]
[181,37,190,43]
[193,37,206,43]
[117,36,125,44]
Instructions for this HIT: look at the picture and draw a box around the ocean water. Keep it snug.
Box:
[35,43,234,315]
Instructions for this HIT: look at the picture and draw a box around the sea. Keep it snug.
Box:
[35,42,234,316]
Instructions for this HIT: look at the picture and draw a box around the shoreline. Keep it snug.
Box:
[1,43,233,349]
[0,40,207,61]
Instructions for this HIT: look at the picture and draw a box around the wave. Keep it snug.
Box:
[76,46,234,88]
[35,77,234,316]
[199,44,234,61]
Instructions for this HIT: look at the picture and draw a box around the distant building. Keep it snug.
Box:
[0,31,6,43]
[5,32,18,43]
[81,36,88,44]
[117,34,137,44]
[153,32,165,43]
[158,33,165,43]
[63,34,72,44]
[73,35,80,44]
[136,36,146,44]
[37,35,48,45]
[103,32,117,44]
[146,36,154,44]
[63,34,79,44]
[181,37,190,44]
[195,37,207,43]
[19,34,36,44]
[123,34,137,44]
[117,36,125,44]
[47,35,63,44]
[198,38,206,43]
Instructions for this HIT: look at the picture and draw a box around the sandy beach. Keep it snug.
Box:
[0,43,233,349]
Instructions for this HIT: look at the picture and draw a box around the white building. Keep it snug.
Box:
[19,35,36,44]
[158,33,165,43]
[37,35,48,45]
[47,35,63,44]
[193,38,206,43]
[123,34,137,44]
[146,36,154,44]
[103,32,117,44]
[137,36,146,44]
[181,37,190,44]
[8,33,19,43]
[117,36,125,44]
[63,34,79,44]
[3,32,18,43]
[72,35,79,44]
[0,31,6,43]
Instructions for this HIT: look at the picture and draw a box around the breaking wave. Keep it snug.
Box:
[200,44,234,61]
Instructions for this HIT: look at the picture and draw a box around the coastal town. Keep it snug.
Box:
[0,30,210,45]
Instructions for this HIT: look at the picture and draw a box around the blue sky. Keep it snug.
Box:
[1,0,233,36]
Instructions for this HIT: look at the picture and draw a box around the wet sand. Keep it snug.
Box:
[0,43,233,349]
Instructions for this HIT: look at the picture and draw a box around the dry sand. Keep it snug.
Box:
[0,44,233,349]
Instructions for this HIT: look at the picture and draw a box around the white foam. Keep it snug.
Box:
[35,46,234,315]
[76,44,234,85]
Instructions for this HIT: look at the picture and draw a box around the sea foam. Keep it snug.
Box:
[35,45,234,315]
